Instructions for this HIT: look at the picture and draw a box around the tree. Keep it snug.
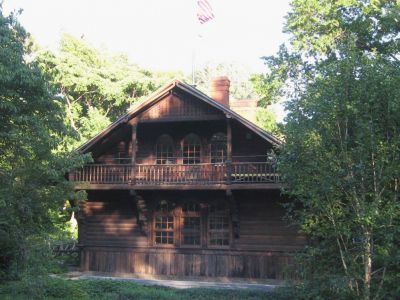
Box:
[0,9,86,279]
[255,107,280,136]
[37,34,172,147]
[195,61,256,100]
[256,1,400,299]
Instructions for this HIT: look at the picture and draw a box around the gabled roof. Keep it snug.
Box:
[77,79,282,153]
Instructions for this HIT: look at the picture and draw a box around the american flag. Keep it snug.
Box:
[197,0,214,24]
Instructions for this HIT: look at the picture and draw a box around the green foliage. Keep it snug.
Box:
[0,9,87,279]
[281,49,400,299]
[0,277,285,300]
[36,34,173,147]
[195,62,256,100]
[251,46,304,107]
[255,0,400,299]
[286,0,400,56]
[255,108,280,136]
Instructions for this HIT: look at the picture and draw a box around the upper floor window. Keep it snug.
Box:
[182,134,201,165]
[155,135,174,165]
[210,132,227,164]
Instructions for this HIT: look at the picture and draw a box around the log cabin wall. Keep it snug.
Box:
[139,94,222,121]
[136,121,228,164]
[95,120,273,164]
[79,190,305,279]
[74,83,296,279]
[231,121,271,162]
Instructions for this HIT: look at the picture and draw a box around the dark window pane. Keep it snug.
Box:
[183,202,200,212]
[183,134,201,165]
[209,203,230,246]
[210,133,227,164]
[156,135,174,165]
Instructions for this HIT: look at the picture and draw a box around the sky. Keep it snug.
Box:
[3,0,291,74]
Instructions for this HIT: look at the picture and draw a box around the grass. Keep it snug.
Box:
[0,276,293,300]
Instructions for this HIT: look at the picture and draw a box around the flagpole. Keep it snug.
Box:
[192,41,196,86]
[192,0,214,87]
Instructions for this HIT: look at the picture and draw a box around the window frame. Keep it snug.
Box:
[182,133,202,165]
[180,202,202,248]
[155,134,175,165]
[153,200,176,247]
[207,202,231,248]
[150,200,232,249]
[210,132,227,164]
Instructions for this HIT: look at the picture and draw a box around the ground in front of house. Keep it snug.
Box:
[0,273,291,300]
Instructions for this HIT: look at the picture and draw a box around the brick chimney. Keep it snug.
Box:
[230,99,258,123]
[210,76,230,107]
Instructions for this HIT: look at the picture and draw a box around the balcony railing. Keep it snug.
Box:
[69,161,281,186]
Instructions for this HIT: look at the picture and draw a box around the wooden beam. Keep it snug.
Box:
[131,122,137,184]
[74,183,284,190]
[226,117,232,185]
[140,115,224,123]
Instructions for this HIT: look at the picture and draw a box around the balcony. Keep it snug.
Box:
[69,159,282,190]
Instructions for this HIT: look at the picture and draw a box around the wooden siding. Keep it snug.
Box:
[78,190,305,279]
[94,119,273,165]
[79,191,147,248]
[234,192,307,251]
[140,94,222,122]
[81,248,296,279]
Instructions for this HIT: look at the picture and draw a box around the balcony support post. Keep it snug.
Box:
[130,121,138,184]
[226,116,232,185]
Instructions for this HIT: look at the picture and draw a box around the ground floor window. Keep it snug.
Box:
[181,202,201,246]
[152,200,230,248]
[208,203,230,246]
[154,215,174,244]
[154,200,174,245]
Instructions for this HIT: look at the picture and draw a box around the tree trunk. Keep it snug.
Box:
[363,228,372,300]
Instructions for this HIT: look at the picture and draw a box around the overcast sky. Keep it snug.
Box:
[3,0,290,74]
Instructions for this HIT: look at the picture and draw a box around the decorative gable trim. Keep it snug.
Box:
[77,79,282,153]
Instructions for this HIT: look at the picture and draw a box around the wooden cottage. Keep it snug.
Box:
[69,77,306,279]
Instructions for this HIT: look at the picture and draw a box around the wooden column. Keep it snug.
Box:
[226,116,232,185]
[130,122,137,184]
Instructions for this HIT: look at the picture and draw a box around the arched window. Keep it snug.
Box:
[210,132,227,164]
[155,135,174,164]
[182,134,201,165]
[154,200,174,245]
